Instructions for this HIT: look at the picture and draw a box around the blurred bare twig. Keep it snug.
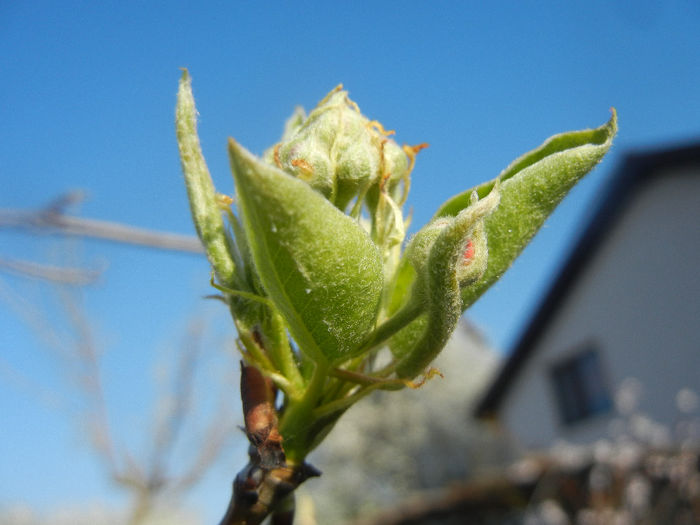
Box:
[1,192,237,523]
[0,257,101,285]
[0,191,203,254]
[2,274,237,523]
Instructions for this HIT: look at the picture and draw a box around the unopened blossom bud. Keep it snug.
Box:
[267,86,411,210]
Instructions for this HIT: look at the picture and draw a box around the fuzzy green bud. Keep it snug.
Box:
[267,86,410,211]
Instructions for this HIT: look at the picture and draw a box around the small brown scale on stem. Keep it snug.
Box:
[240,362,285,469]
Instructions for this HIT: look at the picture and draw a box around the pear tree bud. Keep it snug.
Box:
[268,86,410,211]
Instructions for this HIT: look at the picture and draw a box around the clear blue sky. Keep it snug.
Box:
[2,1,699,522]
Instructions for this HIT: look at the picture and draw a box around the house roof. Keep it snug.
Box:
[474,141,700,420]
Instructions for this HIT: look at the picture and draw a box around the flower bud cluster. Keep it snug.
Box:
[264,86,411,212]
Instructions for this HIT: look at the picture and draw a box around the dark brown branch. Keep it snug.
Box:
[218,446,320,525]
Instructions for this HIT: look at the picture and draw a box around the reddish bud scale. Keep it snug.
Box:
[462,239,474,264]
[240,362,286,468]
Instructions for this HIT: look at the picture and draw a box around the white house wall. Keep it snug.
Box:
[501,166,700,449]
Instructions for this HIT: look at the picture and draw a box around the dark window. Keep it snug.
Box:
[550,348,612,425]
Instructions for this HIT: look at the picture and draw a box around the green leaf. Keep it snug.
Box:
[435,109,618,310]
[228,138,383,364]
[175,70,237,286]
[394,187,499,379]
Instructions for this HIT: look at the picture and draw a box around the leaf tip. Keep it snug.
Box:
[177,69,192,101]
[227,137,253,177]
[608,107,618,134]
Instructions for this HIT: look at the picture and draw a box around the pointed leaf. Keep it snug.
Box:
[228,139,383,364]
[435,110,617,310]
[175,70,237,286]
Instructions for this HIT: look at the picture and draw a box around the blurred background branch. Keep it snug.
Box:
[0,191,203,257]
[0,192,238,523]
